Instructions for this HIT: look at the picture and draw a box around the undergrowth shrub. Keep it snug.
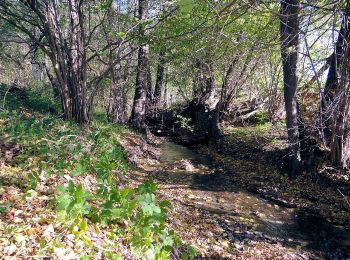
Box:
[0,110,196,259]
[226,123,271,140]
[252,111,268,125]
[0,83,59,113]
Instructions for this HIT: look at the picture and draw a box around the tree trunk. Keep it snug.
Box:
[192,59,215,107]
[211,55,239,139]
[130,0,148,132]
[146,56,153,113]
[107,62,130,124]
[280,0,301,175]
[42,1,88,124]
[327,2,350,167]
[153,50,165,110]
[67,0,88,124]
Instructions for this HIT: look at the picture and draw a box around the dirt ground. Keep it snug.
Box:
[124,131,350,259]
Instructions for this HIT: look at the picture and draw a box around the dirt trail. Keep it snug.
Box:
[128,141,350,259]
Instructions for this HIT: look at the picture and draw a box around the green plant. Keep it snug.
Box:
[0,109,195,259]
[227,123,271,140]
[130,181,180,259]
[0,83,59,113]
[54,178,186,259]
[175,115,193,132]
[56,181,91,219]
[253,111,267,125]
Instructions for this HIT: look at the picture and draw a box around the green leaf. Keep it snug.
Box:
[68,180,75,193]
[75,184,84,203]
[117,31,126,39]
[179,0,194,13]
[57,194,71,211]
[163,235,174,247]
[39,238,46,249]
[110,208,122,219]
[73,163,84,176]
[56,185,66,193]
[28,173,38,189]
[138,180,157,194]
[159,200,171,208]
[79,218,88,231]
[120,188,133,198]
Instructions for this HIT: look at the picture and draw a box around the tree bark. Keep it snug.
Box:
[280,0,301,175]
[192,58,216,108]
[146,56,153,113]
[153,50,165,110]
[67,0,88,124]
[20,0,89,124]
[326,2,350,167]
[130,0,148,132]
[211,55,239,139]
[107,58,130,124]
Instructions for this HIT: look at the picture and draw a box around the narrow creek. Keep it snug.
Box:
[158,141,350,258]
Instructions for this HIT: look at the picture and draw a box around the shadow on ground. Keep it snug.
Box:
[144,140,350,259]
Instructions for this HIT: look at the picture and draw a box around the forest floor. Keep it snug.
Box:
[122,123,350,259]
[1,103,350,259]
[203,123,350,228]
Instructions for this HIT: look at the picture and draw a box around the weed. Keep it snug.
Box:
[0,108,194,259]
[227,123,271,138]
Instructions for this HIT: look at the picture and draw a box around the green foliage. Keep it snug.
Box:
[55,178,182,259]
[226,123,271,140]
[56,181,91,218]
[0,83,59,113]
[0,109,194,259]
[175,115,193,132]
[0,203,10,215]
[253,111,268,125]
[179,0,195,13]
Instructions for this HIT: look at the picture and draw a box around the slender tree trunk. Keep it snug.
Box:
[153,50,165,110]
[192,59,215,107]
[130,0,148,132]
[164,81,168,109]
[326,2,350,167]
[280,0,301,175]
[44,60,60,99]
[130,46,148,132]
[146,57,153,113]
[107,65,128,124]
[68,0,88,124]
[324,7,350,104]
[106,44,131,124]
[211,55,239,138]
[200,61,215,103]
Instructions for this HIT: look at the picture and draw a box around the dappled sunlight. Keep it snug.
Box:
[128,139,350,258]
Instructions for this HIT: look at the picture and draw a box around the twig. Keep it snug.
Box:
[2,84,11,109]
[40,135,78,145]
[337,188,350,208]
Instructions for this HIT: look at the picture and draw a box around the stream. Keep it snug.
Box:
[158,141,350,258]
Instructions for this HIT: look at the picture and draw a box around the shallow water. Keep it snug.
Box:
[159,141,211,165]
[159,141,350,258]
